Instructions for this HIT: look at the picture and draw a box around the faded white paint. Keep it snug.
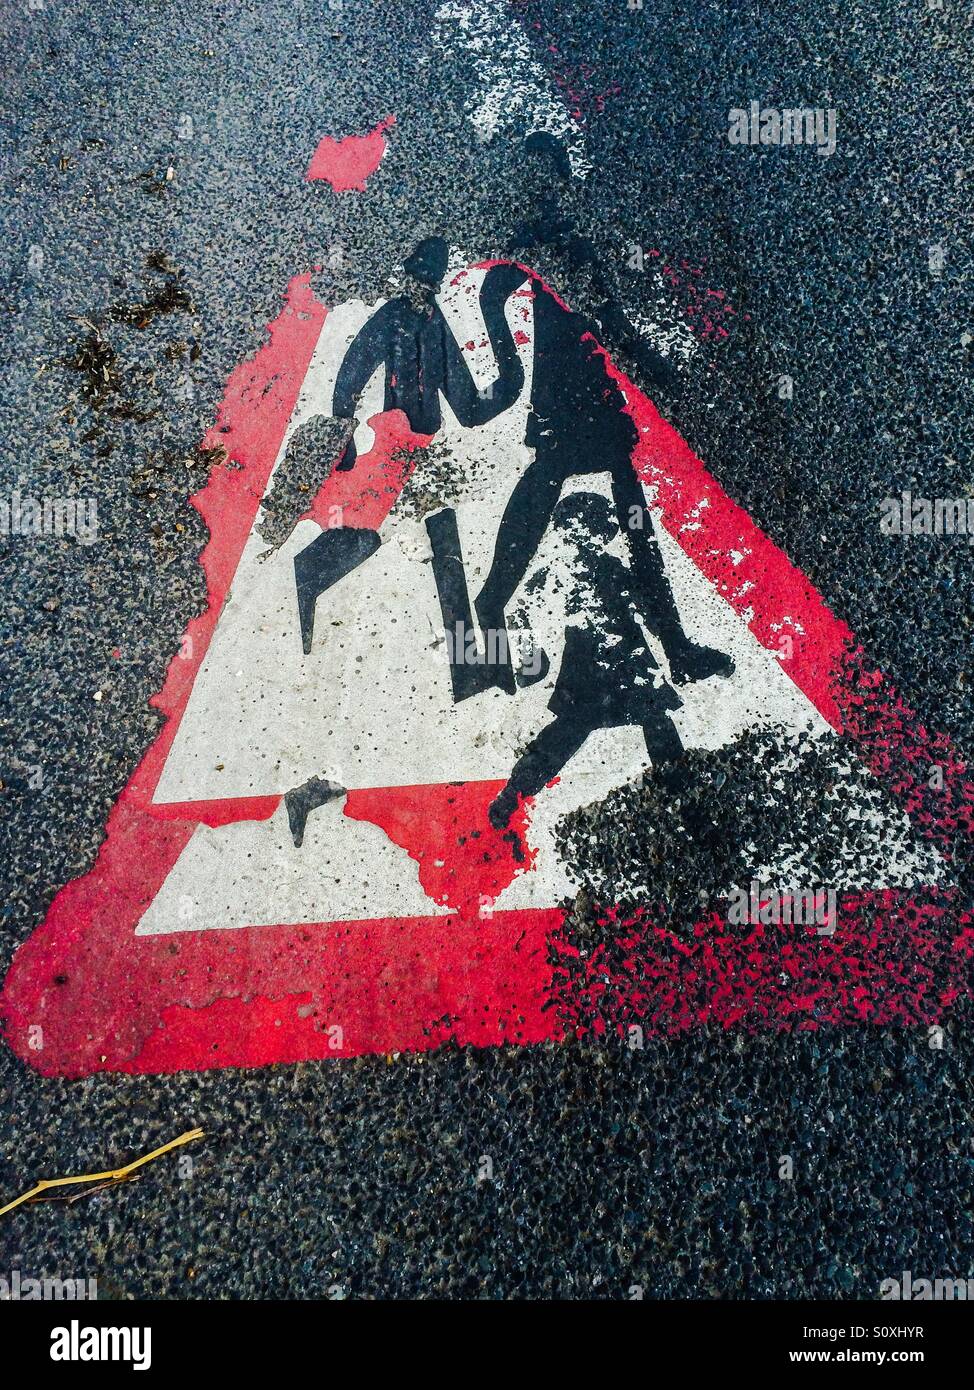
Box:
[432,0,590,176]
[139,265,940,934]
[430,1,699,365]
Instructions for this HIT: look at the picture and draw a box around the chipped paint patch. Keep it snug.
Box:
[305,115,396,192]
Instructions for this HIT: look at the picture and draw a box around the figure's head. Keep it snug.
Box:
[524,131,572,184]
[403,236,449,290]
[553,491,618,546]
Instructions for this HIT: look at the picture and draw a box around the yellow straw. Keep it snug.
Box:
[0,1127,205,1219]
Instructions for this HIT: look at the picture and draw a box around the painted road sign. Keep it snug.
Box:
[1,241,971,1077]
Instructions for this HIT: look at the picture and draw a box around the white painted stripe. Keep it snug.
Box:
[432,0,591,176]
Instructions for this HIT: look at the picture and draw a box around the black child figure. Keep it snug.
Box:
[488,492,690,831]
[293,237,527,655]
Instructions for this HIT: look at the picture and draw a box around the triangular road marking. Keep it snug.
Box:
[2,255,970,1076]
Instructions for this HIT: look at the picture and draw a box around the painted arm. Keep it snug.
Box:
[439,263,526,427]
[330,305,397,471]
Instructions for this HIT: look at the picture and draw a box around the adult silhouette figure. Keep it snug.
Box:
[330,236,526,469]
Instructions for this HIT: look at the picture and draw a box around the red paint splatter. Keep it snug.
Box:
[305,115,396,192]
[646,251,747,343]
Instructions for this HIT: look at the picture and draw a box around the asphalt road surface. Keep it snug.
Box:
[1,0,972,1300]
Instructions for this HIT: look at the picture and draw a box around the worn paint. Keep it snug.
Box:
[0,252,970,1078]
[305,115,396,192]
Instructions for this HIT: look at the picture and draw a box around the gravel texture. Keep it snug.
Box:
[1,0,971,1299]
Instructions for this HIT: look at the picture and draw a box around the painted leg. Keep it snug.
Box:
[488,716,593,830]
[474,459,565,692]
[611,462,735,684]
[426,508,515,701]
[293,526,381,656]
[639,715,691,798]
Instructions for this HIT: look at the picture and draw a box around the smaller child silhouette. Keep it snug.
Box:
[489,491,692,830]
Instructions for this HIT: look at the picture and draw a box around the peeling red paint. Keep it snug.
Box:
[345,782,537,916]
[305,115,396,192]
[548,894,974,1038]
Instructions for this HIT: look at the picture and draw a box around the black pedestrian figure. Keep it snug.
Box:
[488,492,687,830]
[330,236,526,469]
[444,259,734,698]
[407,137,731,699]
[298,228,732,724]
[293,237,527,653]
